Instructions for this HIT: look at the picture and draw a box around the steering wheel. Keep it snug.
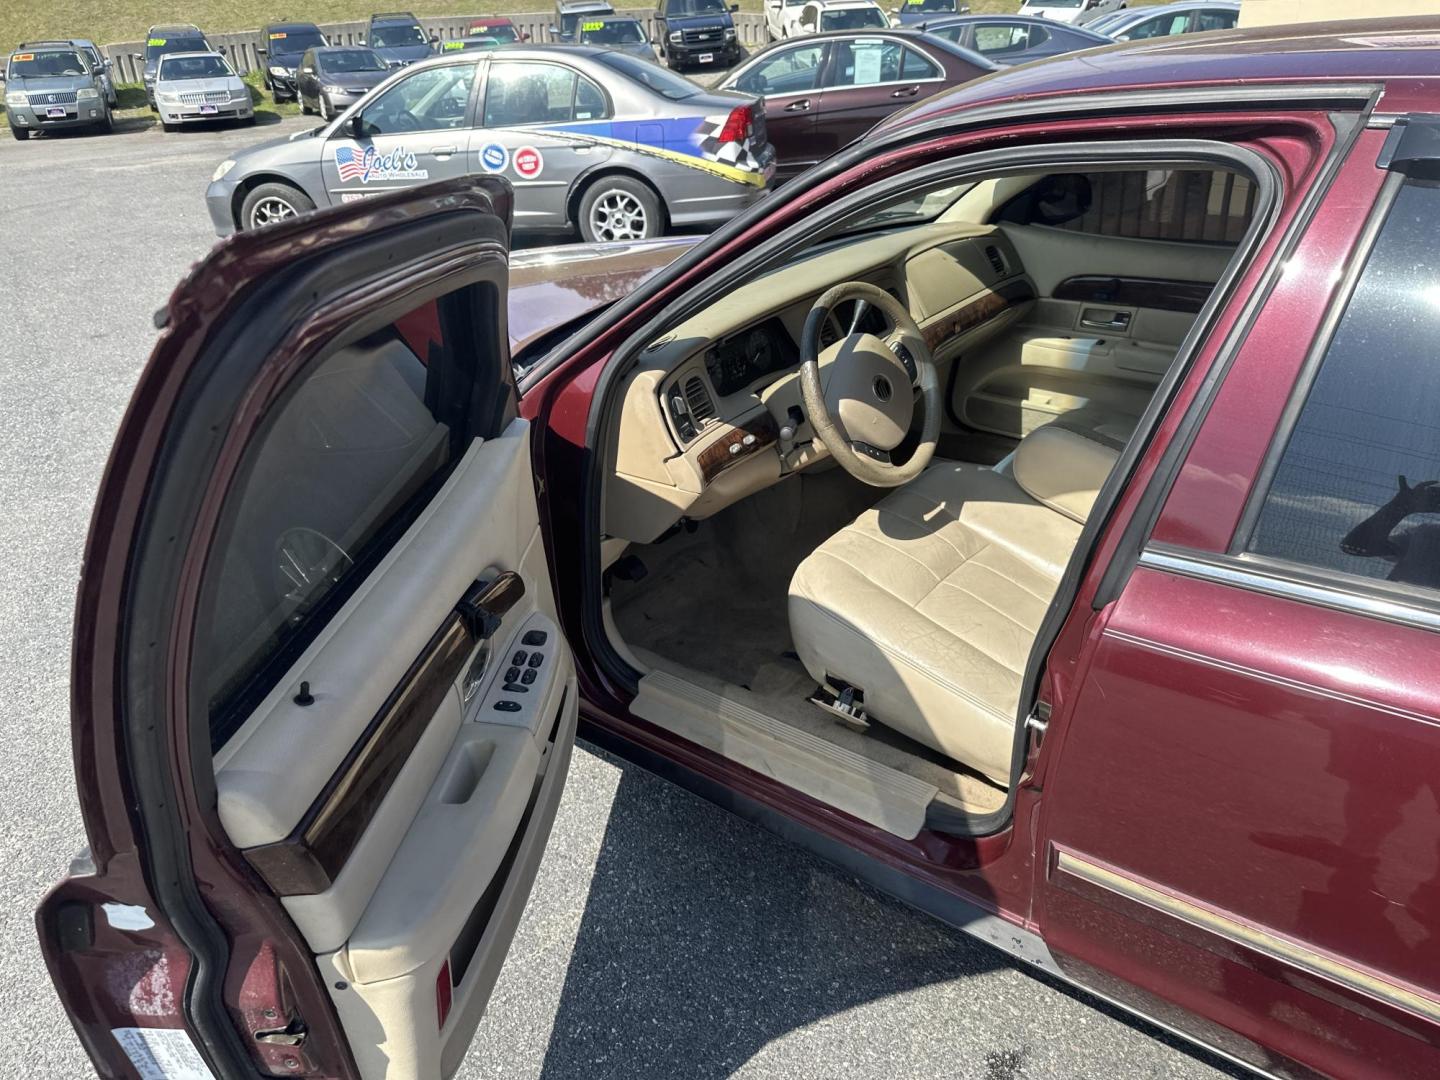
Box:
[799,281,939,487]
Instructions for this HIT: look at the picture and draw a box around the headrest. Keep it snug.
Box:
[1012,422,1121,524]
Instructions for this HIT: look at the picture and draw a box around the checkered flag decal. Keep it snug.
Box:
[697,114,763,174]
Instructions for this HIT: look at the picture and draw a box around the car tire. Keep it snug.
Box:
[9,124,30,141]
[319,95,332,121]
[578,175,664,243]
[161,121,176,133]
[96,111,113,134]
[241,182,315,230]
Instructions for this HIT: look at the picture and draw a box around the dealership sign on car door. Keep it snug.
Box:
[513,146,544,180]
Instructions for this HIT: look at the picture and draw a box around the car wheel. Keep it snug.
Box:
[161,121,176,133]
[241,182,315,230]
[579,176,663,243]
[9,124,30,141]
[96,111,113,134]
[319,95,332,121]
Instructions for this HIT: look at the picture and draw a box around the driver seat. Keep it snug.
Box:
[787,413,1129,785]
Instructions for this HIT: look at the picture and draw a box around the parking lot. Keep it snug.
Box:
[0,116,1245,1079]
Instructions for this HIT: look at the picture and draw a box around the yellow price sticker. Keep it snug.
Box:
[147,37,167,46]
[269,31,288,39]
[13,52,34,61]
[582,20,606,30]
[442,39,466,49]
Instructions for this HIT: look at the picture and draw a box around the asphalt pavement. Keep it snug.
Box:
[0,116,1242,1080]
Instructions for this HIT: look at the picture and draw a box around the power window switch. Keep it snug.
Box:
[493,700,522,713]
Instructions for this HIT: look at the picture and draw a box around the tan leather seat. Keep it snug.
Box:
[788,415,1128,784]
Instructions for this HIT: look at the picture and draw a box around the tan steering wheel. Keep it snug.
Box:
[799,281,940,487]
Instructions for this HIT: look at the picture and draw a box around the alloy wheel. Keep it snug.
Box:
[250,196,299,228]
[588,189,650,241]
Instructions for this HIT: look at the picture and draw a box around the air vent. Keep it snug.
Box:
[683,376,716,423]
[984,245,1007,277]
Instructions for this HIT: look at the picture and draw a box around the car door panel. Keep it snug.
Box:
[952,223,1237,440]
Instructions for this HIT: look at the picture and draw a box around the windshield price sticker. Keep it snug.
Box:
[13,52,34,61]
[269,31,287,39]
[442,39,466,49]
[147,38,167,46]
[583,20,606,30]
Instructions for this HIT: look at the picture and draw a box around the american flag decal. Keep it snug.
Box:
[335,146,368,182]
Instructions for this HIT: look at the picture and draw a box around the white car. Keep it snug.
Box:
[796,0,890,35]
[1017,0,1125,26]
[765,0,811,39]
[153,51,254,130]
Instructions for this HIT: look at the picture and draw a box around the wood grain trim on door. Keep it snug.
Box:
[921,279,1035,351]
[697,411,780,485]
[1053,275,1213,314]
[245,614,475,896]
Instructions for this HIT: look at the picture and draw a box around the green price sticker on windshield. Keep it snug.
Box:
[147,37,167,45]
[442,39,466,49]
[582,20,605,30]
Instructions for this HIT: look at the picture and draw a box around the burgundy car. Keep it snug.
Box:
[718,28,996,180]
[37,16,1440,1079]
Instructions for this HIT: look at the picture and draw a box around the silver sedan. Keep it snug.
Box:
[206,46,776,241]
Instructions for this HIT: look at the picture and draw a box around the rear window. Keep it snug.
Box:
[371,24,427,47]
[595,51,699,99]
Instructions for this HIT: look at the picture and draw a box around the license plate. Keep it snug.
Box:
[699,52,714,63]
[46,106,66,118]
[199,104,218,115]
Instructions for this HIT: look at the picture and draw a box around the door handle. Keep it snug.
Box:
[430,144,458,157]
[784,98,810,112]
[890,85,920,98]
[1079,310,1132,332]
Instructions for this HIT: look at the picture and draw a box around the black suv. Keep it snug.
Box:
[363,11,436,67]
[259,22,328,102]
[135,23,212,108]
[656,0,741,70]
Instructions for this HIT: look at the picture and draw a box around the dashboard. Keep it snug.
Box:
[704,318,798,397]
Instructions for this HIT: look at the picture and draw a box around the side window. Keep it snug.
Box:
[973,23,1036,56]
[200,295,477,748]
[1194,8,1237,30]
[1122,13,1191,39]
[359,64,475,135]
[1249,181,1440,595]
[1002,168,1257,243]
[484,61,593,126]
[900,45,941,79]
[735,44,825,94]
[826,40,907,88]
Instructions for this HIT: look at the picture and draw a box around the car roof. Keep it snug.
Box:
[559,1,616,11]
[370,12,421,24]
[158,51,228,61]
[149,24,205,35]
[471,15,516,23]
[265,21,324,32]
[875,14,1440,136]
[311,44,378,52]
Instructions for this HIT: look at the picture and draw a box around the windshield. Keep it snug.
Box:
[595,51,698,98]
[268,29,327,53]
[371,25,426,47]
[666,0,728,15]
[147,36,208,58]
[1025,0,1083,7]
[581,20,647,43]
[840,182,972,234]
[159,54,232,80]
[321,48,388,72]
[8,50,88,77]
[821,8,889,30]
[471,24,519,42]
[901,0,958,11]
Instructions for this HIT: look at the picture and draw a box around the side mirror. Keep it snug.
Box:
[257,47,267,55]
[357,36,366,45]
[347,112,365,137]
[429,32,440,42]
[548,24,559,33]
[729,2,740,9]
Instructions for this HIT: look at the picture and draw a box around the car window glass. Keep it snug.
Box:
[370,24,427,47]
[1123,12,1191,38]
[159,55,232,80]
[826,39,906,87]
[11,50,90,77]
[147,37,208,59]
[200,298,461,749]
[900,44,940,78]
[902,0,958,10]
[735,44,825,94]
[1193,8,1237,30]
[595,51,699,99]
[484,61,585,126]
[324,49,388,73]
[1001,167,1256,243]
[360,63,474,135]
[821,7,889,30]
[974,23,1043,53]
[575,75,607,120]
[1248,181,1440,595]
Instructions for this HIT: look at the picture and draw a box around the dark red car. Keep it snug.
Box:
[38,16,1440,1079]
[466,16,526,43]
[718,28,996,180]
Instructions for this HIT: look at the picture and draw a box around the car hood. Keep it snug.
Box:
[8,73,93,94]
[509,236,698,355]
[663,13,733,30]
[320,69,389,90]
[158,76,244,94]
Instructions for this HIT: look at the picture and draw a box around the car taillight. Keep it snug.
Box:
[716,104,753,144]
[436,959,453,1029]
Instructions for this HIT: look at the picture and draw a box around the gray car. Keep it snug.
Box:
[206,46,775,242]
[296,45,392,120]
[3,42,113,140]
[154,52,254,130]
[1088,1,1239,40]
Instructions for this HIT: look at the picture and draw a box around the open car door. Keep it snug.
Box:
[38,178,579,1080]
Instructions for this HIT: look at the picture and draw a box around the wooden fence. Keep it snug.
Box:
[101,9,770,83]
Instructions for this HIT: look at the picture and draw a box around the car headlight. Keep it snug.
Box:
[77,87,100,100]
[269,65,291,77]
[322,84,349,94]
[724,27,736,39]
[4,92,28,106]
[157,92,181,104]
[212,159,237,181]
[668,29,683,42]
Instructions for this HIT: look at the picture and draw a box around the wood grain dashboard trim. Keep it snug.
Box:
[697,411,780,485]
[922,279,1035,352]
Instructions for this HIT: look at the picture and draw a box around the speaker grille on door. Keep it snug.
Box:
[684,376,716,423]
[984,245,1007,277]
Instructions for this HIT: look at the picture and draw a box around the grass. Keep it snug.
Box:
[0,0,1040,52]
